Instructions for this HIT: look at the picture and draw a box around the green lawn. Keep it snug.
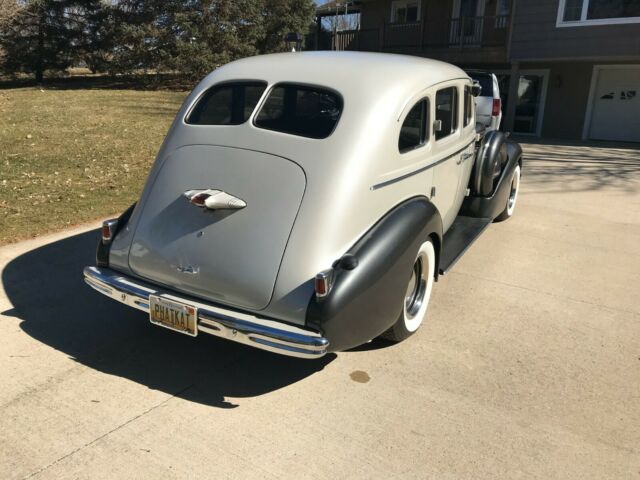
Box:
[0,87,188,245]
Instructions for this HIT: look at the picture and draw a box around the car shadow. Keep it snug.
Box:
[1,229,334,409]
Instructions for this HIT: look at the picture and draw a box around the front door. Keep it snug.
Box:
[513,70,549,136]
[432,85,465,232]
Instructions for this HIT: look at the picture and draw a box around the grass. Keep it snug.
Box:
[0,85,188,245]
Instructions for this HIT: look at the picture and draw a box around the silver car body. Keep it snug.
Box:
[107,52,475,327]
[83,52,529,359]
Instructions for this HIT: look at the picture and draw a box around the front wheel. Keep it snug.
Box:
[495,164,521,222]
[382,239,436,343]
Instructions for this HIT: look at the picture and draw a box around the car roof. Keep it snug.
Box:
[208,51,469,99]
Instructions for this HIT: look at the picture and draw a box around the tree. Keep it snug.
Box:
[0,0,317,80]
[166,0,267,79]
[260,0,316,54]
[0,0,102,81]
[103,0,177,74]
[0,0,20,28]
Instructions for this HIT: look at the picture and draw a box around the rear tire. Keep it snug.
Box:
[382,239,435,343]
[495,164,521,222]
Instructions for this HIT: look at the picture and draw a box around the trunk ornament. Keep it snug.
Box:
[183,189,246,210]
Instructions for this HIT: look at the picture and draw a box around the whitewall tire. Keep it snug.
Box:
[382,239,436,342]
[495,164,521,222]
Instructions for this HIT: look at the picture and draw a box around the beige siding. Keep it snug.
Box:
[512,0,640,61]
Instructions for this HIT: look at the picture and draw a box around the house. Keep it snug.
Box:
[315,0,640,142]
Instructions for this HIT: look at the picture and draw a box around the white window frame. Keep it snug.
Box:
[390,0,422,23]
[557,0,640,27]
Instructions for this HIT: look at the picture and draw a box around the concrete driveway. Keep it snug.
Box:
[1,141,639,479]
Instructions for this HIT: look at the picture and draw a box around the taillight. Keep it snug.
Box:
[315,269,334,299]
[101,219,118,244]
[492,98,501,117]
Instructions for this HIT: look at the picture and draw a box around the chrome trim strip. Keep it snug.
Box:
[83,266,329,359]
[371,139,476,190]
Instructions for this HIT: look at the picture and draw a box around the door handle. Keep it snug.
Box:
[458,152,474,164]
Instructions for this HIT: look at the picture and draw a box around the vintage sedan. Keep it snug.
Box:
[84,52,522,359]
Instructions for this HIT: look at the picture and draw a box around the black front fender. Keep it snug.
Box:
[306,197,442,352]
[460,139,522,220]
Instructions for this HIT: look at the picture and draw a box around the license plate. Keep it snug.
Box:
[149,295,198,337]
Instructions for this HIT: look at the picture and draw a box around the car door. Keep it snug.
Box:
[431,84,465,232]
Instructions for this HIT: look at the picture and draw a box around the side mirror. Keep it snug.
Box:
[471,82,482,97]
[433,120,442,132]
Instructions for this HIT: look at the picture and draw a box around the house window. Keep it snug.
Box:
[391,1,420,23]
[495,0,511,27]
[558,0,640,26]
[435,87,458,140]
[496,0,511,16]
[399,99,429,153]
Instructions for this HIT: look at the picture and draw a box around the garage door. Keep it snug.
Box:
[589,67,640,142]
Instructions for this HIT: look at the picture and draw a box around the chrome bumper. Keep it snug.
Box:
[83,266,329,359]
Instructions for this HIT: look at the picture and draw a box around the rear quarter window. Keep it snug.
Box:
[254,83,343,139]
[186,82,267,125]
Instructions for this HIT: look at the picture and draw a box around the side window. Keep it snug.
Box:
[464,86,474,127]
[186,82,267,125]
[435,87,458,140]
[399,98,429,153]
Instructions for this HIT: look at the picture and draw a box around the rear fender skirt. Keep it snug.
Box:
[460,139,522,220]
[96,203,137,267]
[306,197,442,352]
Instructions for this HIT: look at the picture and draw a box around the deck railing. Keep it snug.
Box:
[323,15,510,52]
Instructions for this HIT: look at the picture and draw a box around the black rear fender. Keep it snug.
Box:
[306,197,443,352]
[461,138,522,220]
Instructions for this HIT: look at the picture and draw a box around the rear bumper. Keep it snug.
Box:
[83,266,329,359]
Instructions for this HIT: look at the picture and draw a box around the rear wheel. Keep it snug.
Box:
[495,164,521,222]
[382,240,435,342]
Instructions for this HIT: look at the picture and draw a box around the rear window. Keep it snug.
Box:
[470,74,494,97]
[254,83,343,139]
[186,82,267,125]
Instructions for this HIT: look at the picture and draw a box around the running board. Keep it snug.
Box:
[439,216,492,275]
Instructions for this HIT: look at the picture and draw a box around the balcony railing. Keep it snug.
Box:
[325,15,510,52]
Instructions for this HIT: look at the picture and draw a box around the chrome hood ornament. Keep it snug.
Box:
[183,189,247,210]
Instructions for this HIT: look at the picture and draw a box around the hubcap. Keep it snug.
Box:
[404,256,427,319]
[507,168,520,213]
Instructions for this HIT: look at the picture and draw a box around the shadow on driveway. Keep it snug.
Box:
[2,229,334,408]
[520,140,640,194]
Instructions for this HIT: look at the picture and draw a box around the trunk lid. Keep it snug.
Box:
[129,145,305,310]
